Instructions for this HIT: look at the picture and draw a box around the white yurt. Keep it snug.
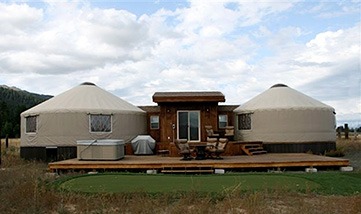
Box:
[234,84,336,153]
[20,82,147,160]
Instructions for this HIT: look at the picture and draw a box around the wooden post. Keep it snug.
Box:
[5,134,8,148]
[344,124,349,139]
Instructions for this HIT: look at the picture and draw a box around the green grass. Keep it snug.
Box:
[293,172,361,195]
[55,172,360,195]
[59,173,320,194]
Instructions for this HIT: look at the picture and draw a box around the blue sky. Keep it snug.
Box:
[0,0,360,127]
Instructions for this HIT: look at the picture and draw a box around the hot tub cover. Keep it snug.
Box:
[131,135,156,155]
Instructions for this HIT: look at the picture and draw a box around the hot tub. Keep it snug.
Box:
[77,139,124,160]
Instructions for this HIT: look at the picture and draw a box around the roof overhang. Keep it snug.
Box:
[152,91,225,103]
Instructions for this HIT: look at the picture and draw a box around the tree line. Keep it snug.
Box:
[0,86,52,138]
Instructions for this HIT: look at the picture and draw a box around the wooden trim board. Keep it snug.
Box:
[48,153,349,172]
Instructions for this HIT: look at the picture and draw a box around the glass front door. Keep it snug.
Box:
[177,111,200,142]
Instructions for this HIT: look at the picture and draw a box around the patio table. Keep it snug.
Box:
[189,143,207,160]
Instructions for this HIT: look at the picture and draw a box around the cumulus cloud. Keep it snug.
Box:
[0,3,43,35]
[0,0,359,126]
[0,1,154,75]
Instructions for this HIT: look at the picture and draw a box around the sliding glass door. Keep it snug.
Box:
[177,111,200,142]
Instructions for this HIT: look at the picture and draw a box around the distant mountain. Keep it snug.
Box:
[0,85,53,138]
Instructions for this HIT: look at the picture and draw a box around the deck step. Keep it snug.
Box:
[244,144,263,148]
[248,147,265,152]
[240,143,267,156]
[251,150,267,155]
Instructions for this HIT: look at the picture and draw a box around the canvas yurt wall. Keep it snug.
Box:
[234,84,336,153]
[20,82,147,161]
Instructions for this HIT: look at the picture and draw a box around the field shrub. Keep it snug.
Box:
[325,149,345,157]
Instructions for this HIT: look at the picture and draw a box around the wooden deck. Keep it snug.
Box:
[48,153,349,172]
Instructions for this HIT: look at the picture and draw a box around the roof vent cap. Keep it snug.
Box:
[271,83,288,88]
[80,82,96,86]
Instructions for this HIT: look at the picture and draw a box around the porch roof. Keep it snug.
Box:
[152,91,225,103]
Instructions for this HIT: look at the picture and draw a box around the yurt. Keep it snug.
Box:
[234,84,336,153]
[20,82,147,161]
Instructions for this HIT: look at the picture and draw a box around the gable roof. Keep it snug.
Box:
[153,91,225,103]
[22,82,144,115]
[234,84,334,113]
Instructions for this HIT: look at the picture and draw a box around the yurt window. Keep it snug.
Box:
[25,116,37,133]
[238,113,251,130]
[218,114,228,128]
[150,115,159,129]
[90,114,112,133]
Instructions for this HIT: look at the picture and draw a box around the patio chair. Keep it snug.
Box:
[205,137,217,159]
[205,125,220,138]
[175,139,193,160]
[214,138,229,159]
[224,126,234,140]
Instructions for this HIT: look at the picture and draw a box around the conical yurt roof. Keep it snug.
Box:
[21,82,144,115]
[234,84,334,113]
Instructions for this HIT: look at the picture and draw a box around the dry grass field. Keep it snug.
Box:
[335,134,361,172]
[0,137,360,214]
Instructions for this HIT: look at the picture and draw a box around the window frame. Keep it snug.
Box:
[89,114,112,133]
[218,114,228,129]
[25,115,38,134]
[238,113,252,130]
[150,115,160,130]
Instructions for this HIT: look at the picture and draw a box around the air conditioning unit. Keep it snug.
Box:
[77,139,124,160]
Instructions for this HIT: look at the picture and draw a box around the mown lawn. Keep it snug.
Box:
[57,172,361,195]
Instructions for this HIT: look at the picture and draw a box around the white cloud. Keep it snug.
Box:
[0,3,43,35]
[0,1,359,126]
[301,1,361,18]
[304,26,360,62]
[235,0,296,27]
[0,1,156,75]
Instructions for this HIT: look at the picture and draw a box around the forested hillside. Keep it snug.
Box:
[0,85,52,138]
